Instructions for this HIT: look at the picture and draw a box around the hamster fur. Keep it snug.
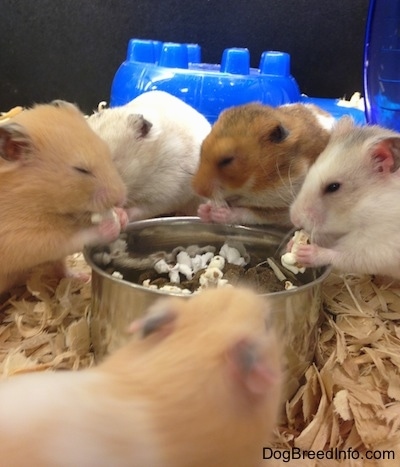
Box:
[88,91,211,221]
[0,101,127,295]
[290,117,400,279]
[0,287,282,467]
[192,102,335,227]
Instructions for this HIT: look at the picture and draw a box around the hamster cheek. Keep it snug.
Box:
[295,244,336,267]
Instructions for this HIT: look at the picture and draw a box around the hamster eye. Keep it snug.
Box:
[324,182,341,194]
[218,156,234,168]
[73,166,92,175]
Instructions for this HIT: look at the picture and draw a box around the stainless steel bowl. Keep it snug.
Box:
[85,217,330,402]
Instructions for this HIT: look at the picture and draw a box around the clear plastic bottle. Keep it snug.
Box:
[364,0,400,130]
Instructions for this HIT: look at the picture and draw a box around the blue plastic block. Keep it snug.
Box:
[110,38,366,125]
[110,39,301,123]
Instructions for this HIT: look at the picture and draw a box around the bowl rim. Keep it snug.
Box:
[84,216,332,297]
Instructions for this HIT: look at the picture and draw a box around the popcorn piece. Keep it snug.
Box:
[97,101,108,112]
[219,243,247,266]
[169,268,181,284]
[200,251,215,268]
[284,281,298,290]
[111,271,123,279]
[199,267,229,289]
[208,255,225,271]
[154,259,172,275]
[92,251,112,266]
[142,279,158,290]
[281,229,309,274]
[159,285,192,295]
[91,209,119,226]
[176,251,192,268]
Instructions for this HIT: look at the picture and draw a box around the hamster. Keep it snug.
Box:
[0,287,282,467]
[289,116,400,279]
[87,91,211,221]
[192,102,335,227]
[0,100,127,295]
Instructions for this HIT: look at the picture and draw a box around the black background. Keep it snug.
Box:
[1,0,369,114]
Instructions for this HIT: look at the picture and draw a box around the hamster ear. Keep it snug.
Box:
[128,300,178,339]
[225,337,279,396]
[261,123,288,144]
[0,122,33,163]
[50,100,81,113]
[128,114,153,138]
[369,137,400,174]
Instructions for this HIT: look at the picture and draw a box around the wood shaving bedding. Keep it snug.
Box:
[269,273,400,466]
[0,254,93,377]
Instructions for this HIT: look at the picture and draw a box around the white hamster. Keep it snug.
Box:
[88,91,211,221]
[290,116,400,279]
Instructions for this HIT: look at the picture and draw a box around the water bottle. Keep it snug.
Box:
[364,0,400,130]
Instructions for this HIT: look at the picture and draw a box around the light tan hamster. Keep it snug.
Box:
[0,100,127,295]
[0,287,282,467]
[192,102,335,227]
[88,91,211,221]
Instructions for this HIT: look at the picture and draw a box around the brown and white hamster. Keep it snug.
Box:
[290,117,400,279]
[192,102,335,227]
[0,287,282,467]
[88,90,212,221]
[0,101,127,295]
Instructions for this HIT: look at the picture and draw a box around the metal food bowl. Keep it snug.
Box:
[84,217,331,402]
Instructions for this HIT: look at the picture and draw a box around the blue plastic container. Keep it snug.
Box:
[110,38,366,124]
[364,0,400,130]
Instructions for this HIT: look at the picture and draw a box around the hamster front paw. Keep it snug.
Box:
[197,202,214,222]
[198,202,233,223]
[96,218,121,244]
[294,244,334,268]
[114,207,129,230]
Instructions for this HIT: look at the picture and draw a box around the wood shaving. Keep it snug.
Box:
[0,253,93,378]
[269,272,400,465]
[0,105,24,122]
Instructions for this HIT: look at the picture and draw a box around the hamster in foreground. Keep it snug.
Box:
[192,102,335,227]
[88,91,212,221]
[0,287,282,467]
[290,117,400,279]
[0,101,127,295]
